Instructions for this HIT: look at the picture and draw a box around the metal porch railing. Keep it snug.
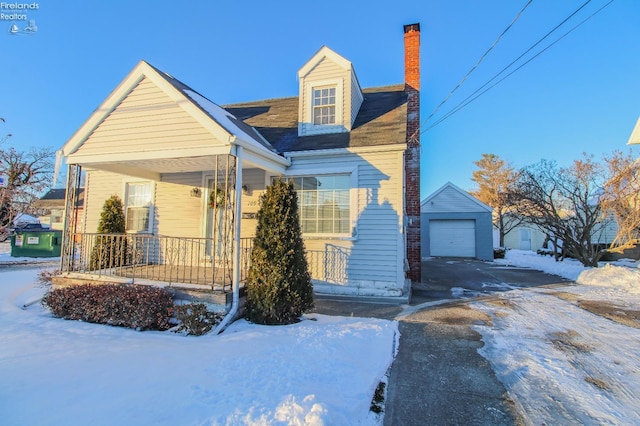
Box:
[62,233,254,291]
[62,233,350,290]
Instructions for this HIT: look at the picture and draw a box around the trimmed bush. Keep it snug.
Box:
[245,178,314,325]
[42,284,174,331]
[173,303,222,336]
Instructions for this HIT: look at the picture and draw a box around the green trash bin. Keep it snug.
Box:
[11,229,62,258]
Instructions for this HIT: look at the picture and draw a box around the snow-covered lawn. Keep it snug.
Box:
[0,242,397,425]
[1,241,639,425]
[474,250,640,424]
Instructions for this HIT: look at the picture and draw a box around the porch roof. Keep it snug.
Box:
[61,61,289,180]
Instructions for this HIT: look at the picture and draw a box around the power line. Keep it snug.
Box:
[424,0,615,133]
[421,0,533,129]
[428,0,594,130]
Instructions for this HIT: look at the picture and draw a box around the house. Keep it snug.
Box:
[498,222,547,251]
[54,24,422,313]
[34,188,84,231]
[421,182,493,261]
[498,212,618,252]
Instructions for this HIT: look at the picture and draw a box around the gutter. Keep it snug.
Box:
[212,145,244,335]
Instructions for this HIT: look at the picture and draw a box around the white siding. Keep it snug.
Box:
[350,71,363,126]
[423,186,488,213]
[155,172,202,237]
[304,56,345,81]
[74,77,221,157]
[82,170,125,233]
[592,214,618,245]
[503,225,547,251]
[83,170,204,238]
[286,149,405,293]
[299,56,361,136]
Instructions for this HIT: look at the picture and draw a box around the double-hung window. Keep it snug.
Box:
[125,182,153,232]
[288,174,350,235]
[312,86,336,125]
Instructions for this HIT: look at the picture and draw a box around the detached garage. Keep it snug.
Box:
[421,182,493,261]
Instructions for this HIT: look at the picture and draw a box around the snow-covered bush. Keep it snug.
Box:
[173,303,222,335]
[42,284,173,331]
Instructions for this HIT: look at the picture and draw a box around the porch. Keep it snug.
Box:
[57,232,350,295]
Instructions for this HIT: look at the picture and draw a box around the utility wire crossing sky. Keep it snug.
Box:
[1,0,638,197]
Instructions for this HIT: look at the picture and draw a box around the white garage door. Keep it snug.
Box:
[430,219,476,257]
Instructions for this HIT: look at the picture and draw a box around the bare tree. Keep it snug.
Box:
[470,153,522,247]
[600,150,640,246]
[512,156,610,267]
[0,146,55,228]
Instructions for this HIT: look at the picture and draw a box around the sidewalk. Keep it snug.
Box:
[312,297,521,425]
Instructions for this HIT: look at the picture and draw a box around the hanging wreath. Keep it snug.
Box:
[209,187,227,209]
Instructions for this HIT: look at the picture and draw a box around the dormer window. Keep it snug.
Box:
[297,46,363,136]
[313,86,336,125]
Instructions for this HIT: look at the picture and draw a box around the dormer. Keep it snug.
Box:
[297,46,363,137]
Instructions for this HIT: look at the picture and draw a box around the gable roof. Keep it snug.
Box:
[627,116,640,145]
[61,60,289,176]
[225,85,407,153]
[34,188,85,209]
[145,63,276,153]
[297,46,353,78]
[61,59,406,174]
[421,182,492,213]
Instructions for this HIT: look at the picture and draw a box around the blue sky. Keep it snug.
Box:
[1,0,638,197]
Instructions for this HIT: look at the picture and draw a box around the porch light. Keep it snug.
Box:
[242,185,250,195]
[190,187,201,197]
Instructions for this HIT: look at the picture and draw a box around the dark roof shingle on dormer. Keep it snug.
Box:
[224,85,408,153]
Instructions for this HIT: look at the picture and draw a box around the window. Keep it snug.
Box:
[125,182,153,232]
[283,174,350,235]
[312,86,336,125]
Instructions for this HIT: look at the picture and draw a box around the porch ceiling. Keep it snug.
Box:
[77,151,287,181]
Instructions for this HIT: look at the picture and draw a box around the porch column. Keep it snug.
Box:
[60,164,82,272]
[231,146,243,306]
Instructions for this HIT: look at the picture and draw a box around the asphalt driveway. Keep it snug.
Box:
[313,257,574,425]
[412,257,572,304]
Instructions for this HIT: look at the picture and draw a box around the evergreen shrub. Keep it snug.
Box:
[90,195,128,270]
[245,178,314,325]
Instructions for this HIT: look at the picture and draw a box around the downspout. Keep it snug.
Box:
[213,145,243,334]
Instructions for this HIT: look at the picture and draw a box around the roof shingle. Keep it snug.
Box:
[225,85,408,153]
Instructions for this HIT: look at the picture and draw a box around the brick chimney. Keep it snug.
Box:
[404,23,421,283]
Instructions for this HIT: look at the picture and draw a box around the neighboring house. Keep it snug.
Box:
[498,223,547,251]
[499,213,618,252]
[421,182,493,261]
[34,188,85,231]
[55,24,422,308]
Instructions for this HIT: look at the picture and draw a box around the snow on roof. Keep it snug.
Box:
[183,89,277,154]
